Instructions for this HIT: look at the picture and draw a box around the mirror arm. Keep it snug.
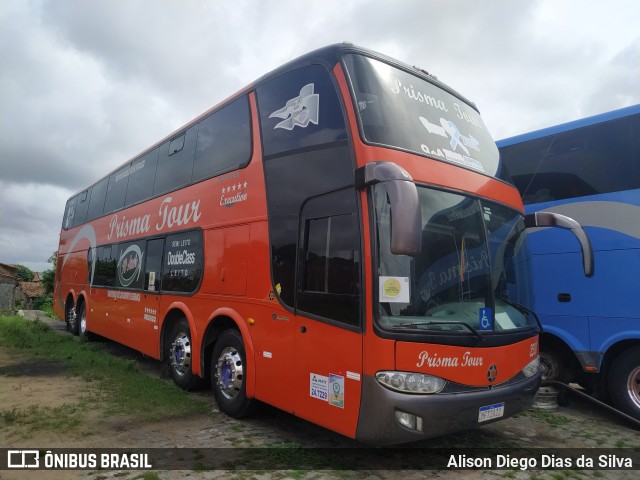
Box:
[525,211,594,277]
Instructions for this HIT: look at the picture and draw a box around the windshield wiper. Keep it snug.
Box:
[397,321,484,343]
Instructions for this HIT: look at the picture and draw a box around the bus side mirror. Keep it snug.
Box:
[356,162,422,256]
[525,211,594,277]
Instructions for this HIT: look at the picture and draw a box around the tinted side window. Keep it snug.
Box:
[116,240,145,290]
[298,190,360,327]
[502,114,640,204]
[125,149,158,207]
[104,166,129,214]
[192,96,252,183]
[304,215,358,295]
[86,178,108,221]
[256,64,347,157]
[73,190,90,227]
[145,238,164,292]
[94,244,117,287]
[87,247,95,283]
[63,196,77,230]
[153,126,197,195]
[162,230,203,293]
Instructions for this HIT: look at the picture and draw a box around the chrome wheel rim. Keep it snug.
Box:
[79,309,86,334]
[170,332,192,376]
[539,356,555,382]
[216,347,243,400]
[627,365,640,409]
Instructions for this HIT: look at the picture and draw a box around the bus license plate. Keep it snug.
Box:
[478,402,505,422]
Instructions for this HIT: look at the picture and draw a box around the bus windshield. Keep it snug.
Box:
[344,54,501,177]
[374,184,536,336]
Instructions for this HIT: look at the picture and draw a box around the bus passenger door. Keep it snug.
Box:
[294,208,363,438]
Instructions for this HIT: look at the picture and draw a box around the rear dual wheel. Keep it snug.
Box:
[168,318,203,391]
[211,329,254,418]
[66,302,79,335]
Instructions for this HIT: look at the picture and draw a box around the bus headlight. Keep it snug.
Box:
[522,356,540,378]
[376,371,446,393]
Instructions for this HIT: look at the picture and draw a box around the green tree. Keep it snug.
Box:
[42,269,55,295]
[14,264,34,281]
[42,251,58,295]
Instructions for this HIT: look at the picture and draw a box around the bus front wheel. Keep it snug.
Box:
[609,347,640,421]
[211,329,254,418]
[540,349,570,384]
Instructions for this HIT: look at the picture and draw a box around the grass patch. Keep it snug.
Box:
[0,315,211,422]
[132,474,161,480]
[527,410,571,427]
[0,404,83,433]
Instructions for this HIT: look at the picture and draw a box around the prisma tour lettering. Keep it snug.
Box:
[416,350,484,368]
[107,197,201,240]
[390,77,448,112]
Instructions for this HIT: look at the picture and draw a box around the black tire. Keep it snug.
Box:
[167,318,202,391]
[211,329,254,418]
[66,301,79,335]
[540,349,570,384]
[608,347,640,421]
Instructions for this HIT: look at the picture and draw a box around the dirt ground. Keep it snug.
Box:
[1,312,639,480]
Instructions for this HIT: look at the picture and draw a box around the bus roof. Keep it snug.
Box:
[67,43,476,200]
[496,104,640,148]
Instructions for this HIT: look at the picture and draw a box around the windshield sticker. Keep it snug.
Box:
[479,308,493,331]
[270,83,319,130]
[380,276,410,303]
[419,116,485,172]
[310,373,329,402]
[329,374,345,408]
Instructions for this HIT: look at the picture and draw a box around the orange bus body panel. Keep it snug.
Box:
[396,337,539,386]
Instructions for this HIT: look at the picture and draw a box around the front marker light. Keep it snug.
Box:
[522,356,540,378]
[376,371,446,393]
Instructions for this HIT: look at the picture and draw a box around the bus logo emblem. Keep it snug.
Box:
[487,364,498,382]
[117,244,144,287]
[270,83,319,130]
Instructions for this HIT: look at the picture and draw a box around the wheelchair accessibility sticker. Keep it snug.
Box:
[479,308,493,331]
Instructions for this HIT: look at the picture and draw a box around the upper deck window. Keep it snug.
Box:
[256,64,347,157]
[343,54,501,178]
[191,96,252,183]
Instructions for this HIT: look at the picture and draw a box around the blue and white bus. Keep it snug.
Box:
[497,105,640,420]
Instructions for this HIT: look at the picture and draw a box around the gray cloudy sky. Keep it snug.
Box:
[1,0,638,272]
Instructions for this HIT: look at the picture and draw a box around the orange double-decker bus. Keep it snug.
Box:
[54,44,592,444]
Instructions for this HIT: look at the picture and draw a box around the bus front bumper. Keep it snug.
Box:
[355,373,540,445]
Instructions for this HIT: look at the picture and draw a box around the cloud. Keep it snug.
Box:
[0,181,68,272]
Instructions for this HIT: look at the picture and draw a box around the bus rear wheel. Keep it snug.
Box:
[66,302,79,335]
[168,319,202,391]
[77,303,90,340]
[211,329,254,418]
[609,347,640,421]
